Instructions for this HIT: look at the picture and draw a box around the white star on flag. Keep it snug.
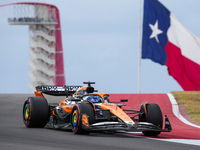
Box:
[149,20,163,43]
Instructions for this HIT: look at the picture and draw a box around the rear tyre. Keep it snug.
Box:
[23,97,49,128]
[71,103,94,134]
[142,103,163,136]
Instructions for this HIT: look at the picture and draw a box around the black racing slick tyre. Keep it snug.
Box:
[23,97,49,128]
[142,103,163,136]
[71,103,94,134]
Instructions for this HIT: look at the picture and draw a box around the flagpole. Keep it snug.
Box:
[138,0,143,93]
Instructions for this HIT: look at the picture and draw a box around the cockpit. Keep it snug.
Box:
[82,94,110,103]
[83,95,103,103]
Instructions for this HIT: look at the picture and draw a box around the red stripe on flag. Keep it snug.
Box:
[165,41,200,90]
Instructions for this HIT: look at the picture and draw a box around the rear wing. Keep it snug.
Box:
[35,85,82,96]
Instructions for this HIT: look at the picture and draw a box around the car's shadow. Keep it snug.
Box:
[45,127,142,138]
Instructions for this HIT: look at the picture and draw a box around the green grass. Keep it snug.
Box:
[171,91,200,124]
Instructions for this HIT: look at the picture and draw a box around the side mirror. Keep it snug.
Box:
[120,99,128,102]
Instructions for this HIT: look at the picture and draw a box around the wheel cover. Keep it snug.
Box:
[72,110,78,126]
[24,104,29,120]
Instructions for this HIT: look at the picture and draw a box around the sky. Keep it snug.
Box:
[0,0,200,94]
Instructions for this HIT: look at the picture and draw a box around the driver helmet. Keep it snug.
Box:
[87,96,99,103]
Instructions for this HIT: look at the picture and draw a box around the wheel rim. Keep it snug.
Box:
[72,110,78,126]
[24,104,29,120]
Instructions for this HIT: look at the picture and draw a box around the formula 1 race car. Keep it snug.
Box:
[23,82,172,136]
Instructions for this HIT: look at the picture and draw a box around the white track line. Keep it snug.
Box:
[155,139,200,146]
[156,93,200,146]
[167,93,200,129]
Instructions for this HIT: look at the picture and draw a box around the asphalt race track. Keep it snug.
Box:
[0,94,199,150]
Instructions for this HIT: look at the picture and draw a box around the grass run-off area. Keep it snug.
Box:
[171,91,200,124]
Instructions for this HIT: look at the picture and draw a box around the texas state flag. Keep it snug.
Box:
[142,0,200,91]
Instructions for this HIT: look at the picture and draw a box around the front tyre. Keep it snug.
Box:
[142,103,163,136]
[71,103,94,134]
[23,97,49,128]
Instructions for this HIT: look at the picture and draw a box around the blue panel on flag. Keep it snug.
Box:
[142,0,170,65]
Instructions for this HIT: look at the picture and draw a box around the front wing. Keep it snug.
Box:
[81,115,172,133]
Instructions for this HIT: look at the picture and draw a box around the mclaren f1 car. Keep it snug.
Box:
[23,82,172,136]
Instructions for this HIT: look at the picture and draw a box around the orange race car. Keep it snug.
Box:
[23,82,172,136]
